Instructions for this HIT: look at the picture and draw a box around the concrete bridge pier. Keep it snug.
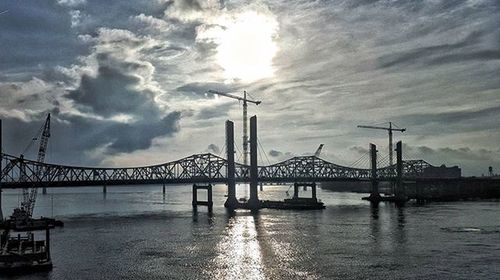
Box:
[162,183,166,194]
[247,116,260,210]
[394,141,407,204]
[224,120,238,209]
[103,185,107,193]
[293,182,317,201]
[192,184,213,212]
[0,119,3,220]
[369,143,380,201]
[42,187,47,195]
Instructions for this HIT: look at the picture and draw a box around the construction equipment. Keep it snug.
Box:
[357,122,405,166]
[314,144,324,157]
[13,113,51,220]
[207,90,261,166]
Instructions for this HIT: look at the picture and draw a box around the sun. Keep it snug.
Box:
[213,11,279,82]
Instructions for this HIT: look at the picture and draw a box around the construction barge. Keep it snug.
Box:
[261,198,325,210]
[229,198,325,210]
[0,210,63,275]
[231,183,325,210]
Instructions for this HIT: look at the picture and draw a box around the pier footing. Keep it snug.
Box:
[192,184,213,212]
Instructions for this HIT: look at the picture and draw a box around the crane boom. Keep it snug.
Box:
[17,113,51,219]
[357,122,406,166]
[314,144,324,157]
[357,125,405,132]
[37,114,51,163]
[207,90,261,105]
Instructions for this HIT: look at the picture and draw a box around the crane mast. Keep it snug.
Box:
[242,92,248,166]
[357,122,405,166]
[207,90,261,167]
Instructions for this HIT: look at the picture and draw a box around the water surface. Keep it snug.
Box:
[2,185,499,279]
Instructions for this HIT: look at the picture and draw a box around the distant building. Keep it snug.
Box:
[422,164,461,178]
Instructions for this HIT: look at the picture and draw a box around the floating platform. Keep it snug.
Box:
[362,195,400,203]
[0,217,55,275]
[0,259,52,275]
[261,199,325,210]
[230,198,325,210]
[0,217,63,231]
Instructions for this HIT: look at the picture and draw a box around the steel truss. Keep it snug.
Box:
[1,153,433,188]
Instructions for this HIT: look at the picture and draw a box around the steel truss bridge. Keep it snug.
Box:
[0,153,433,189]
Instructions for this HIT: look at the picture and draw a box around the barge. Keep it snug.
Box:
[0,210,61,275]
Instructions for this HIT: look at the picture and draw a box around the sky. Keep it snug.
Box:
[0,0,499,176]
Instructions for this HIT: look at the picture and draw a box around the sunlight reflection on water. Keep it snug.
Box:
[213,213,265,280]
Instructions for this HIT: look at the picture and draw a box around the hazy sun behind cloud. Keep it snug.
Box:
[198,10,279,83]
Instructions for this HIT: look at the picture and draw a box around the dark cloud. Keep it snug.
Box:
[175,0,203,12]
[207,143,220,154]
[428,50,500,65]
[268,149,293,158]
[59,112,180,155]
[396,105,500,137]
[175,82,233,98]
[268,149,282,157]
[197,102,233,120]
[402,144,500,176]
[61,37,181,156]
[68,65,159,118]
[349,146,369,155]
[0,1,87,77]
[377,31,484,69]
[402,105,500,124]
[2,109,180,165]
[342,144,499,176]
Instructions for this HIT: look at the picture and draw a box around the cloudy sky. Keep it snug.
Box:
[0,0,499,175]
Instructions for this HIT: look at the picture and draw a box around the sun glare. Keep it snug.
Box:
[214,11,279,82]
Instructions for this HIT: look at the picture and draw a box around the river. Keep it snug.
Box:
[1,184,499,279]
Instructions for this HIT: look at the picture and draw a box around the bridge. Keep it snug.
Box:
[0,116,441,210]
[0,152,432,189]
[0,115,497,212]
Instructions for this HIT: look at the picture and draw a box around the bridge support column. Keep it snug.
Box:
[224,120,238,209]
[103,185,107,193]
[369,143,380,201]
[192,184,213,212]
[394,141,406,203]
[247,116,260,210]
[0,188,2,221]
[43,187,47,195]
[292,182,318,202]
[0,119,3,220]
[162,183,166,194]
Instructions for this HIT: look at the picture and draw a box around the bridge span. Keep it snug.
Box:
[0,152,432,189]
